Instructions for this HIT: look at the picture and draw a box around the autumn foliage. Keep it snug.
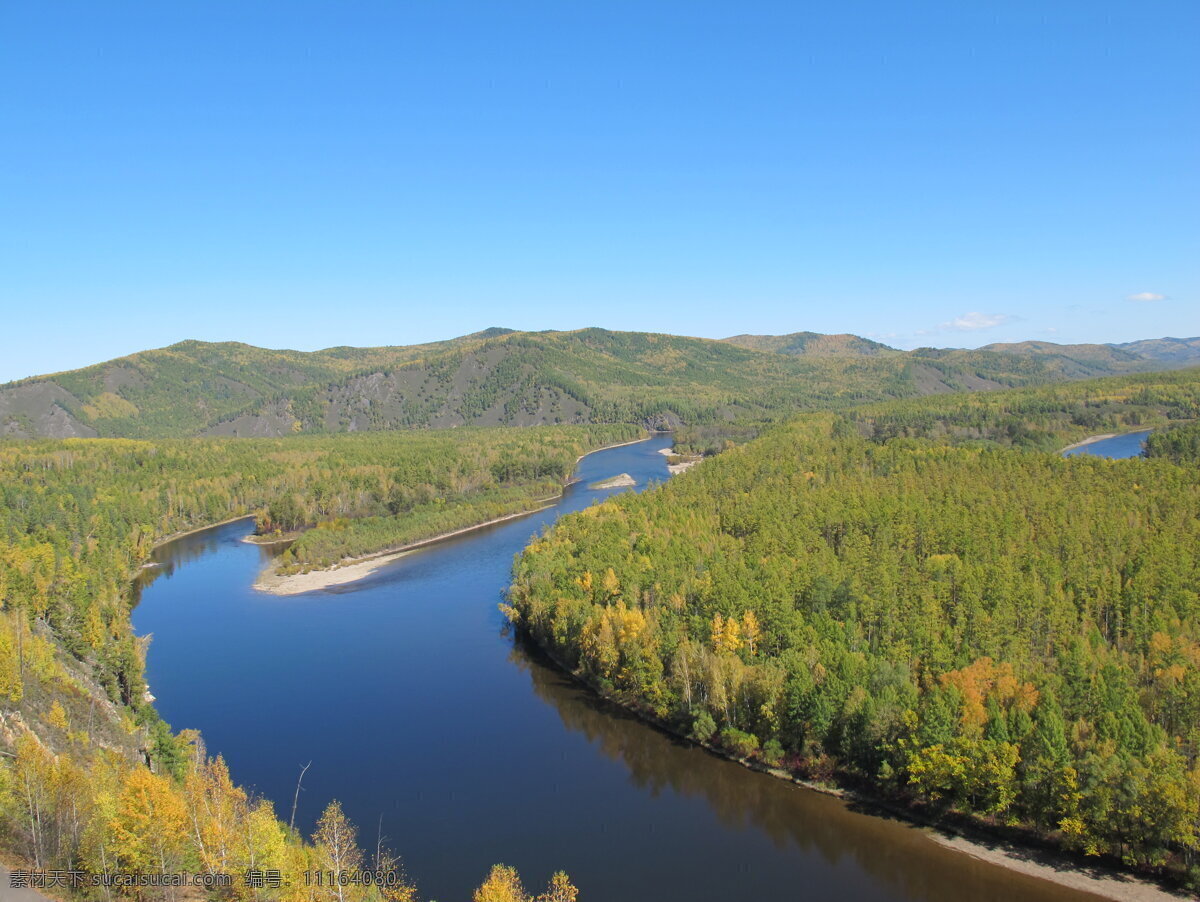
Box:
[510,380,1200,885]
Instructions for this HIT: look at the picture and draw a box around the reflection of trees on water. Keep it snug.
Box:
[509,637,1096,902]
[132,519,277,600]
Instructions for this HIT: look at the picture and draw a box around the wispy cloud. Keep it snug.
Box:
[940,311,1013,331]
[1127,292,1166,303]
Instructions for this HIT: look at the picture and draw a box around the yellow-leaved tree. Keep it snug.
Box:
[0,617,21,702]
[313,800,364,902]
[741,610,761,656]
[108,766,190,875]
[473,864,579,902]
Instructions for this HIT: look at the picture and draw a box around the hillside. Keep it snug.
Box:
[0,329,503,439]
[507,366,1200,891]
[3,328,1199,439]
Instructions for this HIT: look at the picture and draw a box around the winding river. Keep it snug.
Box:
[133,437,1117,902]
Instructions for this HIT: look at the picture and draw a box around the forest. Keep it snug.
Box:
[507,368,1200,889]
[1147,421,1200,466]
[0,424,632,899]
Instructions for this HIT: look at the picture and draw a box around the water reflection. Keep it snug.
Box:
[134,516,276,594]
[511,637,1115,902]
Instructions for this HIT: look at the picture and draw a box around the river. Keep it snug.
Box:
[1062,430,1152,459]
[133,436,1114,902]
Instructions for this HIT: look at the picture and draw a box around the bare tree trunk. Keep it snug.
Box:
[23,774,42,869]
[290,761,311,832]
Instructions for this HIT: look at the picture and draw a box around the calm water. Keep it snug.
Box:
[1062,430,1151,459]
[134,437,1105,902]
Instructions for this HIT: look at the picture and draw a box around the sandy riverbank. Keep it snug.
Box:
[240,532,294,546]
[254,504,556,596]
[589,473,635,489]
[926,831,1184,902]
[255,435,653,596]
[753,761,1184,901]
[574,435,651,465]
[658,445,703,475]
[1058,433,1119,454]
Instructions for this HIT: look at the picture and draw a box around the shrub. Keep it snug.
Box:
[719,727,760,759]
[762,738,785,766]
[691,711,717,743]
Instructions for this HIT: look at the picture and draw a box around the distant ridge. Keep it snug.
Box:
[977,337,1200,378]
[2,327,1197,439]
[1110,336,1200,364]
[721,331,899,356]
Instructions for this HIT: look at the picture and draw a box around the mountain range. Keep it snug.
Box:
[2,328,1197,439]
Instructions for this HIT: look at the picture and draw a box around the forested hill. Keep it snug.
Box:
[507,367,1200,890]
[719,331,899,356]
[0,328,509,439]
[4,327,1198,439]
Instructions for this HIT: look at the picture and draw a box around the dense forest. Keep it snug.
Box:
[671,365,1200,457]
[5,328,1196,440]
[842,366,1200,451]
[507,368,1200,889]
[257,426,642,573]
[0,425,631,898]
[1147,422,1200,466]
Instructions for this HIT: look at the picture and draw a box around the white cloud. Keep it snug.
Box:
[1127,292,1166,302]
[940,311,1013,331]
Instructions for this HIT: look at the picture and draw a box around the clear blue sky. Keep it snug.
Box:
[2,1,1196,382]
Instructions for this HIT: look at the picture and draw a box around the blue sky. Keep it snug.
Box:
[1,1,1196,382]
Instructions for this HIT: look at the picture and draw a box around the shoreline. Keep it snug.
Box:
[254,504,556,595]
[525,639,1188,902]
[1058,429,1152,455]
[256,433,658,596]
[588,473,635,489]
[150,513,256,551]
[658,445,703,475]
[1058,433,1119,454]
[573,434,652,465]
[240,532,294,546]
